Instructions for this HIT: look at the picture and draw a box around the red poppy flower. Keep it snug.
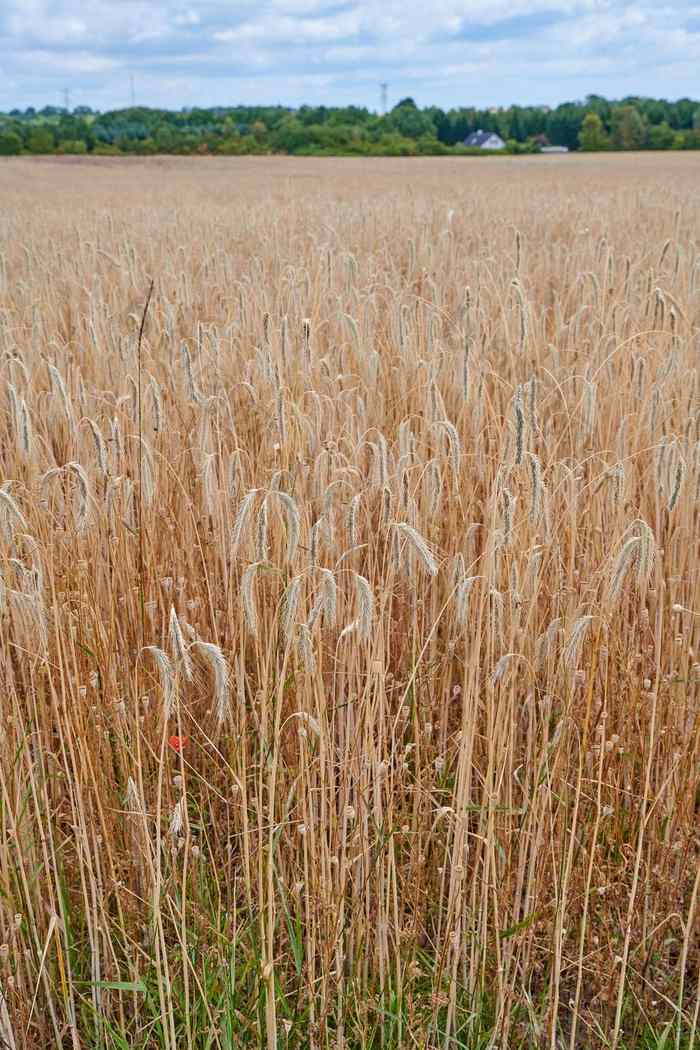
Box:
[168,735,188,753]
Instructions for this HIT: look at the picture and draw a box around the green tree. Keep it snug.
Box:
[647,121,675,150]
[585,94,612,123]
[0,130,22,155]
[611,105,647,150]
[578,112,609,151]
[415,134,448,155]
[251,120,267,144]
[545,103,584,150]
[154,124,176,151]
[57,139,87,154]
[674,129,700,149]
[4,94,698,157]
[388,98,436,140]
[372,132,416,156]
[270,118,313,153]
[672,98,697,128]
[27,126,55,153]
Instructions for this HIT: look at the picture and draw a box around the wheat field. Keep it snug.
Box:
[0,153,698,1049]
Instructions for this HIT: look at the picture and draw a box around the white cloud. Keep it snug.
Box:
[0,0,698,111]
[215,10,364,44]
[174,10,201,25]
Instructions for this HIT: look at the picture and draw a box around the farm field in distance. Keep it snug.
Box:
[0,153,698,1049]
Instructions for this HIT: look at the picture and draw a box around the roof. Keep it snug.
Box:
[464,130,504,147]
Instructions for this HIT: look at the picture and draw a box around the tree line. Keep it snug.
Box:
[1,95,699,156]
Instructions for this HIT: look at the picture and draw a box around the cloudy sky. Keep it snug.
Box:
[1,0,699,112]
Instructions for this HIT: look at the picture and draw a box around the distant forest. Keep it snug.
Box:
[1,95,699,156]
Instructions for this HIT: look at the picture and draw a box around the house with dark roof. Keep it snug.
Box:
[464,130,506,150]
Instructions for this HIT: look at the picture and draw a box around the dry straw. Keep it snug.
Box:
[0,153,697,1050]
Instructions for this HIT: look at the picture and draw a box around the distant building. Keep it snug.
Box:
[540,145,569,153]
[464,130,506,150]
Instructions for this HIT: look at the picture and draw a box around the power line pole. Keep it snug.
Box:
[380,82,388,115]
